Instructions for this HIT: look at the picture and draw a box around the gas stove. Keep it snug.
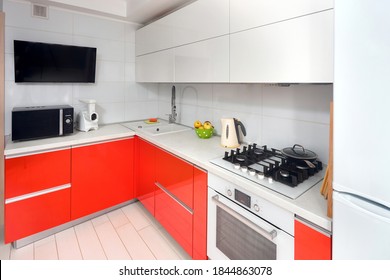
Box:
[210,144,326,199]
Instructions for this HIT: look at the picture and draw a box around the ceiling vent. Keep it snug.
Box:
[32,3,49,19]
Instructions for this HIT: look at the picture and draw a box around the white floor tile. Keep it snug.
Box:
[116,223,156,260]
[156,227,191,260]
[74,221,107,260]
[0,242,11,260]
[10,243,34,260]
[34,235,58,260]
[55,227,83,260]
[121,203,151,231]
[92,218,131,260]
[1,201,193,261]
[107,208,130,229]
[138,225,180,260]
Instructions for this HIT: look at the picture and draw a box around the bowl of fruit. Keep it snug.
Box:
[194,120,214,139]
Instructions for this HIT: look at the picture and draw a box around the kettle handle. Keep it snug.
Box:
[234,118,247,143]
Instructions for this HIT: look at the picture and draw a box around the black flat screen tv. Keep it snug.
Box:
[14,40,97,83]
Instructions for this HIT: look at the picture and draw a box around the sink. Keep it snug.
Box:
[122,121,191,136]
[141,123,191,136]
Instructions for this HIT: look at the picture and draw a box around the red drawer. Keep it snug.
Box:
[294,219,332,260]
[155,186,193,257]
[155,147,193,209]
[5,187,71,243]
[5,149,71,199]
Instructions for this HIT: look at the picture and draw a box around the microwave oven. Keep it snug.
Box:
[12,105,74,141]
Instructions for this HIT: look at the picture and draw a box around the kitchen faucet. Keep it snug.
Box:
[168,85,177,123]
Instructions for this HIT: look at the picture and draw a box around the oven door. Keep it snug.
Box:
[207,188,294,260]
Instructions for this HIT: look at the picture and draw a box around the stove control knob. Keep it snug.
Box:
[248,169,256,176]
[227,189,233,197]
[257,173,264,180]
[268,177,273,183]
[254,204,260,212]
[241,166,248,173]
[233,163,241,170]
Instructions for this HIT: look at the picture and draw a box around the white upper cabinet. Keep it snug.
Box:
[230,10,334,83]
[135,0,334,83]
[136,0,229,56]
[230,0,334,33]
[135,49,174,82]
[175,35,229,83]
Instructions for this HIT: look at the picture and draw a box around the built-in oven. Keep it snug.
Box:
[207,174,294,260]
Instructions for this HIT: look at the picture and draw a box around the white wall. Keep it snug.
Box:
[3,0,159,135]
[157,83,333,163]
[3,0,333,164]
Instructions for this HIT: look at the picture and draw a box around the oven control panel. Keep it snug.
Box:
[209,173,295,236]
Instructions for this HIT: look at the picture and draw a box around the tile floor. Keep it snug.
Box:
[0,201,191,260]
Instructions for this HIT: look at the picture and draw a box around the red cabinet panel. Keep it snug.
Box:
[135,139,208,260]
[155,186,193,257]
[294,219,332,260]
[135,137,157,215]
[71,138,134,220]
[155,147,193,209]
[5,188,71,243]
[192,166,207,260]
[5,149,71,198]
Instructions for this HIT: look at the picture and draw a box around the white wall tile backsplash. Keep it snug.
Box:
[157,83,333,163]
[3,0,152,136]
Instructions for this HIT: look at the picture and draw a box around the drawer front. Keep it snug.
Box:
[294,219,332,260]
[155,186,193,257]
[155,148,193,209]
[5,149,71,198]
[5,187,71,243]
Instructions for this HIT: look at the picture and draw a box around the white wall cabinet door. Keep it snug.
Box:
[174,36,229,83]
[230,0,333,34]
[230,10,333,83]
[135,49,174,82]
[136,0,229,56]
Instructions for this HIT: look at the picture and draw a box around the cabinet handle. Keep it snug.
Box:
[5,184,71,204]
[295,215,331,237]
[155,182,193,215]
[212,194,277,240]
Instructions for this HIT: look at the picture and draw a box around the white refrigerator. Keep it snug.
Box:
[333,0,390,259]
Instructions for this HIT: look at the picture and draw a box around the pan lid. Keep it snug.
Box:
[281,144,317,160]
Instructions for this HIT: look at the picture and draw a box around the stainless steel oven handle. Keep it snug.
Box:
[212,194,277,240]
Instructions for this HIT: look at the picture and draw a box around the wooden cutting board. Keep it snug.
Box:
[320,102,333,218]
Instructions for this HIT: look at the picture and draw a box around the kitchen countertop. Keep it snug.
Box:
[4,121,332,232]
[4,123,135,157]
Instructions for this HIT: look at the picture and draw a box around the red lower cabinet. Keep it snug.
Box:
[5,188,71,243]
[135,139,208,259]
[155,186,193,256]
[192,167,207,260]
[71,138,135,220]
[155,147,194,209]
[4,148,71,243]
[135,137,157,215]
[294,218,332,260]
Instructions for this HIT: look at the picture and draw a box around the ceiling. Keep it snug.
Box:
[28,0,196,25]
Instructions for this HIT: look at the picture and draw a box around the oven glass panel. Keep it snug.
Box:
[216,206,276,260]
